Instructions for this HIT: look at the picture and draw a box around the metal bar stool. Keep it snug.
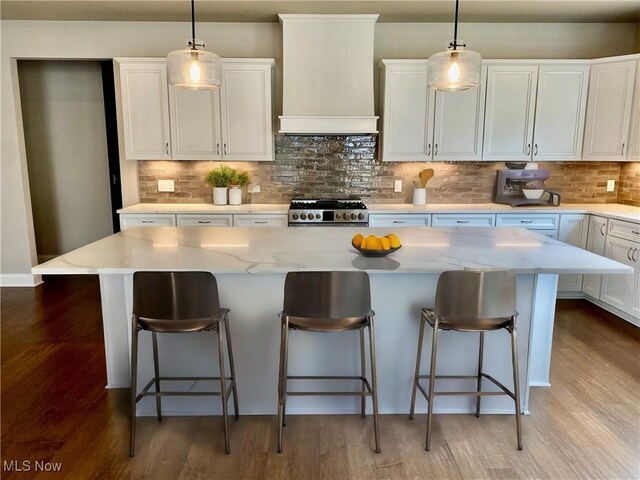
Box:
[408,270,523,451]
[277,271,381,454]
[129,271,239,457]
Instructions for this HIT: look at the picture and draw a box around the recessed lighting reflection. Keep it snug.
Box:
[153,243,178,247]
[200,243,249,248]
[495,242,543,247]
[403,243,451,247]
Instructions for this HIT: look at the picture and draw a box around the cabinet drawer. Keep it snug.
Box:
[177,214,233,227]
[369,214,431,227]
[608,219,640,242]
[233,214,288,227]
[496,214,559,229]
[120,214,176,230]
[432,214,495,227]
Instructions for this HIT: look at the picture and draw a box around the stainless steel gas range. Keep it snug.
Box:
[288,197,369,226]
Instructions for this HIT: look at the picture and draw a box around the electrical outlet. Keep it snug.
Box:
[157,180,174,192]
[606,180,615,192]
[394,180,402,193]
[249,184,261,194]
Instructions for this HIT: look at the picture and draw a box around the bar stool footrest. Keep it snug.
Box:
[415,372,516,401]
[284,375,373,397]
[136,376,236,402]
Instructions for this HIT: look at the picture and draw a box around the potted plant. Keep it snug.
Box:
[206,165,235,205]
[228,170,250,205]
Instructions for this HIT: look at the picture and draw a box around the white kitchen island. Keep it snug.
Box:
[33,226,632,417]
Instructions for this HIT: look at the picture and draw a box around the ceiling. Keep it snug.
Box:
[1,0,639,23]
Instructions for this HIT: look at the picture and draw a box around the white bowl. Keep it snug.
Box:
[522,189,544,199]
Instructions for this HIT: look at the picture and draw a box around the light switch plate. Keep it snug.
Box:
[606,180,615,192]
[158,180,174,192]
[249,184,261,193]
[394,180,402,193]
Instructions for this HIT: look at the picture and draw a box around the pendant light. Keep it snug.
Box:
[427,0,482,91]
[167,0,221,89]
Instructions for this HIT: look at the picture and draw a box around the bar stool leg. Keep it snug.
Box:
[360,328,367,418]
[475,331,485,418]
[277,319,288,453]
[409,313,426,420]
[368,317,381,453]
[425,319,439,451]
[281,326,290,428]
[223,316,240,421]
[129,322,140,457]
[151,332,162,421]
[510,323,523,451]
[216,326,231,454]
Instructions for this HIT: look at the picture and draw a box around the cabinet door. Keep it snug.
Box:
[117,60,171,160]
[583,60,636,160]
[582,215,608,298]
[557,214,589,292]
[483,66,538,161]
[533,65,589,161]
[379,63,434,161]
[119,214,176,230]
[432,66,487,161]
[600,237,636,310]
[233,214,288,227]
[631,248,640,322]
[169,86,222,160]
[627,61,640,161]
[220,61,274,161]
[368,214,431,227]
[176,214,232,227]
[432,214,495,227]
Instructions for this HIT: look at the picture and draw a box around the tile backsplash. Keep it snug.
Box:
[138,134,637,205]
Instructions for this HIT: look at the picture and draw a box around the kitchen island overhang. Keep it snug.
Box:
[33,226,632,417]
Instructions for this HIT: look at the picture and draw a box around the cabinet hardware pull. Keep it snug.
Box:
[393,220,406,224]
[600,224,606,236]
[434,144,439,156]
[520,220,534,224]
[633,248,638,262]
[141,220,153,224]
[198,221,211,224]
[526,144,531,156]
[627,247,633,261]
[224,143,228,155]
[255,221,268,224]
[216,143,220,155]
[631,231,639,235]
[165,142,169,155]
[456,220,470,224]
[427,143,432,156]
[534,144,538,156]
[622,143,626,155]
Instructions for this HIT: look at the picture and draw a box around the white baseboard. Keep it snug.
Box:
[557,291,585,299]
[529,381,552,387]
[0,274,43,287]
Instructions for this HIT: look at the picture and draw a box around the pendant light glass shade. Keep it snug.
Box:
[167,46,221,89]
[427,42,482,91]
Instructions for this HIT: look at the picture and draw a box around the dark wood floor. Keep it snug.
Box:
[2,276,639,479]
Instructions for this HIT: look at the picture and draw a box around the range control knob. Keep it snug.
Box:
[316,213,321,219]
[300,213,307,220]
[358,213,365,220]
[336,213,342,219]
[350,213,357,220]
[292,213,299,220]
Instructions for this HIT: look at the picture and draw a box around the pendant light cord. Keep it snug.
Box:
[452,0,460,50]
[190,0,196,50]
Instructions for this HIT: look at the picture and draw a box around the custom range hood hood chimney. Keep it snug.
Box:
[278,14,379,134]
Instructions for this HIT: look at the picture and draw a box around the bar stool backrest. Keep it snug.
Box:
[133,271,220,321]
[283,271,371,319]
[434,270,516,320]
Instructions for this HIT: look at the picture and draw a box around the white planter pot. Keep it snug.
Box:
[213,187,228,205]
[412,188,427,206]
[228,187,242,205]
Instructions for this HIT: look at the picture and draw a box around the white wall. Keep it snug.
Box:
[19,60,114,260]
[0,20,637,284]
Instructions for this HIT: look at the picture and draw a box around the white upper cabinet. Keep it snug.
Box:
[379,61,433,161]
[117,60,172,160]
[483,66,538,161]
[169,86,222,160]
[583,59,637,160]
[627,60,640,161]
[219,60,274,161]
[379,60,485,162]
[532,65,589,161]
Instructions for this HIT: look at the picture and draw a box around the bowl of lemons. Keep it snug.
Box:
[352,233,402,257]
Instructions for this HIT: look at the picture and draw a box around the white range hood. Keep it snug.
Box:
[278,14,379,135]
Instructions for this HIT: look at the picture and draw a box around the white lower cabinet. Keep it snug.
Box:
[600,236,638,319]
[368,214,431,227]
[582,215,609,298]
[233,214,288,227]
[432,214,495,227]
[176,214,233,227]
[557,214,589,292]
[119,214,176,230]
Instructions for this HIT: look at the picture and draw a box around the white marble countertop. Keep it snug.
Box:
[118,202,640,223]
[33,226,632,275]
